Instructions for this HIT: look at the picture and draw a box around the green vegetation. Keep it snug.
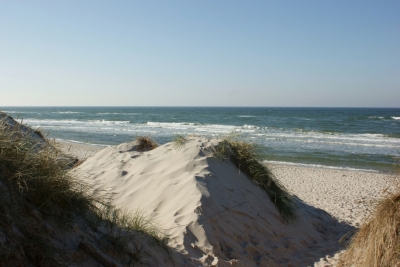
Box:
[136,136,158,152]
[214,135,296,222]
[0,122,167,266]
[172,135,187,150]
[338,185,400,267]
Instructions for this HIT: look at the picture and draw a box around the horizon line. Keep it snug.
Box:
[1,105,400,109]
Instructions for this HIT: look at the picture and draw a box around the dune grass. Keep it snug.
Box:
[0,121,167,266]
[136,136,158,152]
[88,205,169,265]
[172,135,187,150]
[214,135,296,222]
[338,184,400,267]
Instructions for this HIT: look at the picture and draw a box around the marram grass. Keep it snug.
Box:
[172,135,187,150]
[0,121,167,266]
[214,135,296,222]
[338,185,400,267]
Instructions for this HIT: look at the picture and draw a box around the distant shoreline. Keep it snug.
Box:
[60,137,396,227]
[2,106,400,109]
[56,140,105,161]
[56,139,394,174]
[3,106,398,172]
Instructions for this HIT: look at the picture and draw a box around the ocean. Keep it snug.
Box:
[1,107,399,172]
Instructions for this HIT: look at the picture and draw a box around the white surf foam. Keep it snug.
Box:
[52,111,82,114]
[264,160,380,173]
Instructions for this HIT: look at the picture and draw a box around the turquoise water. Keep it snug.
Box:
[2,107,399,172]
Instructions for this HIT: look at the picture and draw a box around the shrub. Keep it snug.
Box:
[136,136,158,152]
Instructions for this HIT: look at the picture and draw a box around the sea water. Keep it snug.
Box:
[1,107,399,172]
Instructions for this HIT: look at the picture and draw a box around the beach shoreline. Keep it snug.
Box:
[5,106,398,173]
[57,139,397,227]
[57,138,397,266]
[55,140,105,161]
[56,139,395,174]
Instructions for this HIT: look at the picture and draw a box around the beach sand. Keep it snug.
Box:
[59,139,396,266]
[269,165,395,228]
[56,141,105,160]
[269,165,396,266]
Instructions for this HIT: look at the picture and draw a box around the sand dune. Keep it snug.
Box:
[71,136,381,266]
[3,112,395,266]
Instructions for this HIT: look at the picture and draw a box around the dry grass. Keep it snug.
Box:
[0,121,94,266]
[34,128,46,139]
[214,135,296,222]
[338,185,400,267]
[136,136,158,152]
[0,119,167,266]
[87,205,169,265]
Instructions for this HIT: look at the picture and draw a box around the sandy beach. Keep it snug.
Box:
[55,138,397,266]
[269,165,395,227]
[56,141,105,161]
[269,165,396,266]
[57,140,395,227]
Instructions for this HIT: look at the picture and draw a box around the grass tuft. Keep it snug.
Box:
[0,118,167,266]
[172,135,187,150]
[338,184,400,267]
[86,204,169,266]
[136,136,158,152]
[0,120,94,265]
[34,128,46,139]
[214,135,296,222]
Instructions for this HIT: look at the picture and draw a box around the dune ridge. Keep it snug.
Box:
[73,136,355,266]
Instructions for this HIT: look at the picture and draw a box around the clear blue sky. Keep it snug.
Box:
[1,1,399,107]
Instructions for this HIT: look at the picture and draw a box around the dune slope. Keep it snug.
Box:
[74,137,351,266]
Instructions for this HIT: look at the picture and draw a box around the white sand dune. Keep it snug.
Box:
[73,137,357,266]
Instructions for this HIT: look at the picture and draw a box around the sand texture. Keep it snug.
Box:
[270,165,395,266]
[68,136,396,266]
[56,141,105,161]
[270,165,395,228]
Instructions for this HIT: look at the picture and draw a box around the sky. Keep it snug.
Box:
[1,1,399,107]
